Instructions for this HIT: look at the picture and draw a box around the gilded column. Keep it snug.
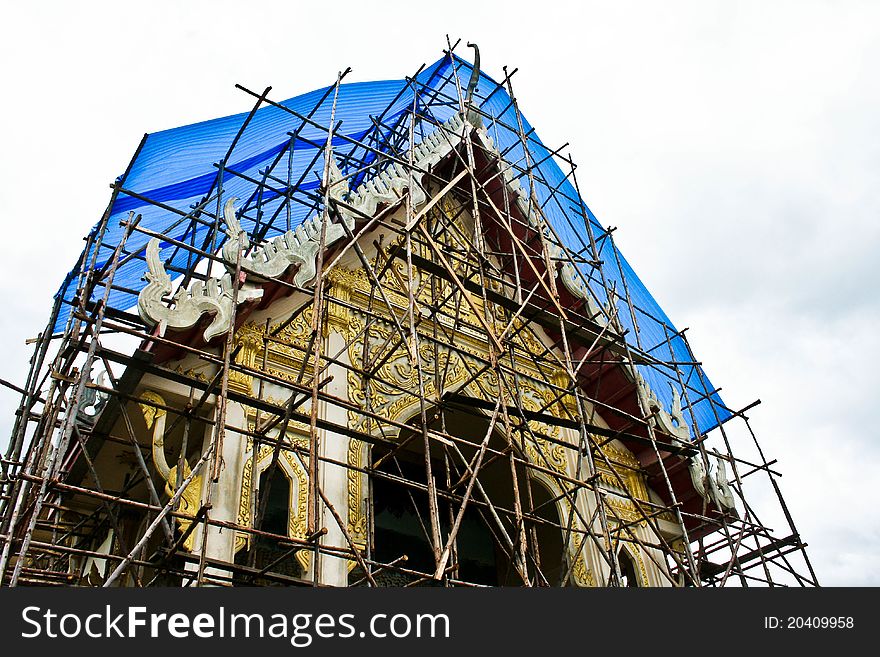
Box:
[316,269,357,585]
[228,323,264,396]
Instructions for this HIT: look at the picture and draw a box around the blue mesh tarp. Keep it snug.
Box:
[54,53,731,436]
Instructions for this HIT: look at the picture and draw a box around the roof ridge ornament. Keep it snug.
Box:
[137,237,263,343]
[687,449,737,512]
[138,103,613,346]
[222,195,339,286]
[709,448,736,511]
[219,113,472,286]
[464,42,482,127]
[465,42,480,106]
[137,111,469,344]
[633,371,691,443]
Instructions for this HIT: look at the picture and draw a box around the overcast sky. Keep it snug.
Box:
[1,0,877,586]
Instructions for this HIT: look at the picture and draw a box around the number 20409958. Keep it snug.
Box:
[764,617,854,629]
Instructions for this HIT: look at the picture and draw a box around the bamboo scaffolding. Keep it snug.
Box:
[0,42,816,589]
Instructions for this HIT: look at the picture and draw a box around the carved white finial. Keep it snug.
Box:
[688,455,709,500]
[138,235,263,343]
[710,448,736,511]
[633,372,690,442]
[138,238,173,334]
[221,197,249,265]
[665,384,691,442]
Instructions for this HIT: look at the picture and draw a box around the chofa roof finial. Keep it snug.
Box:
[465,42,481,106]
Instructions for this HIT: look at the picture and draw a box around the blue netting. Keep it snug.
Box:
[54,53,730,436]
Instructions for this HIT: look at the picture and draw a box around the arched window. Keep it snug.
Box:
[367,406,574,586]
[234,465,299,584]
[370,450,501,586]
[528,479,565,585]
[258,466,291,537]
[369,406,516,586]
[617,548,640,587]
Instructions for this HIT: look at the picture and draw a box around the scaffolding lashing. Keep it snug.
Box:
[0,42,818,588]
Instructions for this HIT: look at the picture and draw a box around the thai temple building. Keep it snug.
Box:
[0,45,817,587]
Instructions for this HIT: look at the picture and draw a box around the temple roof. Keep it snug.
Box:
[55,52,730,437]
